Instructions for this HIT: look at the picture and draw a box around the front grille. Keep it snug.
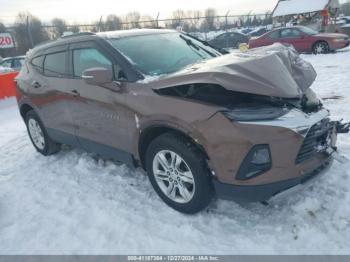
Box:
[295,118,331,164]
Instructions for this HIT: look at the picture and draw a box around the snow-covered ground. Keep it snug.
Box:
[0,47,350,255]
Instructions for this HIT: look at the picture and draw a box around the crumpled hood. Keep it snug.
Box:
[148,43,317,98]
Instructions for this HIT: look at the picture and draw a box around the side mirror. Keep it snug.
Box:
[82,67,113,85]
[82,67,121,91]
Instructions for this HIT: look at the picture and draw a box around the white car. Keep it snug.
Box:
[0,66,14,74]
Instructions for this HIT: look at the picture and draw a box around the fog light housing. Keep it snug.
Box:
[236,145,272,181]
[251,148,270,165]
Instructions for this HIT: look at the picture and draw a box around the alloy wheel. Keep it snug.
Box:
[28,118,45,150]
[314,42,328,54]
[152,150,195,203]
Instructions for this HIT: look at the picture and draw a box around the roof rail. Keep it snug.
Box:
[60,32,96,38]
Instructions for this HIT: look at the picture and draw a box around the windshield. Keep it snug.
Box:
[108,32,220,76]
[299,27,318,35]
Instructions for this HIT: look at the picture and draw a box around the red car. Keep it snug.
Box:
[249,26,350,54]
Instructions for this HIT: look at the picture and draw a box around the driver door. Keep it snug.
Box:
[279,28,306,52]
[65,42,131,161]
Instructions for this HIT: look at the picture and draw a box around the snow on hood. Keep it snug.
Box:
[148,43,316,99]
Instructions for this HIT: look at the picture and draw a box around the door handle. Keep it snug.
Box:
[70,89,80,96]
[31,81,41,88]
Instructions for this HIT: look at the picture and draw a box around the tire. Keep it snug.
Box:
[25,110,61,156]
[312,41,329,54]
[145,132,214,214]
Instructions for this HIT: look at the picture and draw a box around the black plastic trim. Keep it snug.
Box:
[214,157,332,202]
[47,128,136,168]
[236,144,272,181]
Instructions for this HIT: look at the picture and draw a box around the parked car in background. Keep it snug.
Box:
[208,31,249,49]
[336,16,350,26]
[249,27,269,37]
[0,66,14,74]
[249,26,350,54]
[0,56,25,71]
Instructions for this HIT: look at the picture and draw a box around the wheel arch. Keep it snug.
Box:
[138,125,209,169]
[19,103,34,119]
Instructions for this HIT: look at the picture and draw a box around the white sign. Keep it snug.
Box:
[0,33,15,49]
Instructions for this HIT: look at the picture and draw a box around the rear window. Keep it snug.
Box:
[44,52,66,77]
[269,30,280,39]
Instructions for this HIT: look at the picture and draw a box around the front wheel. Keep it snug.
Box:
[313,41,329,54]
[145,132,214,214]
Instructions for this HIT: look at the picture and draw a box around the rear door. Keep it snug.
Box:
[28,45,79,146]
[259,30,281,47]
[64,41,132,161]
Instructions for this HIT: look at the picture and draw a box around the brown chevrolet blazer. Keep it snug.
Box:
[15,29,349,213]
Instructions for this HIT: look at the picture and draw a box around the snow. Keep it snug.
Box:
[272,0,339,17]
[137,75,163,83]
[0,66,14,74]
[1,47,350,255]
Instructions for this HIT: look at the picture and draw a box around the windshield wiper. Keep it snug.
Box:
[184,33,229,55]
[179,35,217,57]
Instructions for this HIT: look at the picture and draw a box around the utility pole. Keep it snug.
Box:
[225,10,230,32]
[26,16,34,48]
[156,12,160,28]
[98,15,103,32]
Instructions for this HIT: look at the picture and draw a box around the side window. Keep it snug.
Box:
[13,59,24,68]
[44,52,67,77]
[215,34,227,41]
[269,30,280,39]
[280,29,300,38]
[31,56,44,73]
[73,48,112,77]
[291,29,302,37]
[0,60,12,68]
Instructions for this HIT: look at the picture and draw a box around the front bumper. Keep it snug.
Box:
[213,154,333,202]
[196,108,346,202]
[330,39,350,50]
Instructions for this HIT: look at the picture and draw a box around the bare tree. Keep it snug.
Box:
[169,9,190,30]
[201,8,216,31]
[125,12,141,29]
[51,18,67,39]
[0,21,6,33]
[69,24,80,33]
[186,10,202,32]
[140,15,157,28]
[341,1,350,16]
[14,12,49,54]
[105,15,122,31]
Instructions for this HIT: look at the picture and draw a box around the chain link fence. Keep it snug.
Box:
[1,13,272,57]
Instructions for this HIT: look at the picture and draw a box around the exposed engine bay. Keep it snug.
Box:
[155,83,322,121]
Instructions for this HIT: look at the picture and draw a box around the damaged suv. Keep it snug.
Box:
[16,29,349,213]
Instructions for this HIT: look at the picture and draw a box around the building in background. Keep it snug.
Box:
[272,0,340,32]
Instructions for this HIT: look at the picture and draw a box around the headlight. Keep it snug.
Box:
[222,106,289,122]
[333,38,346,42]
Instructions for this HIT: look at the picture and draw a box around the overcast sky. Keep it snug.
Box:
[0,0,278,24]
